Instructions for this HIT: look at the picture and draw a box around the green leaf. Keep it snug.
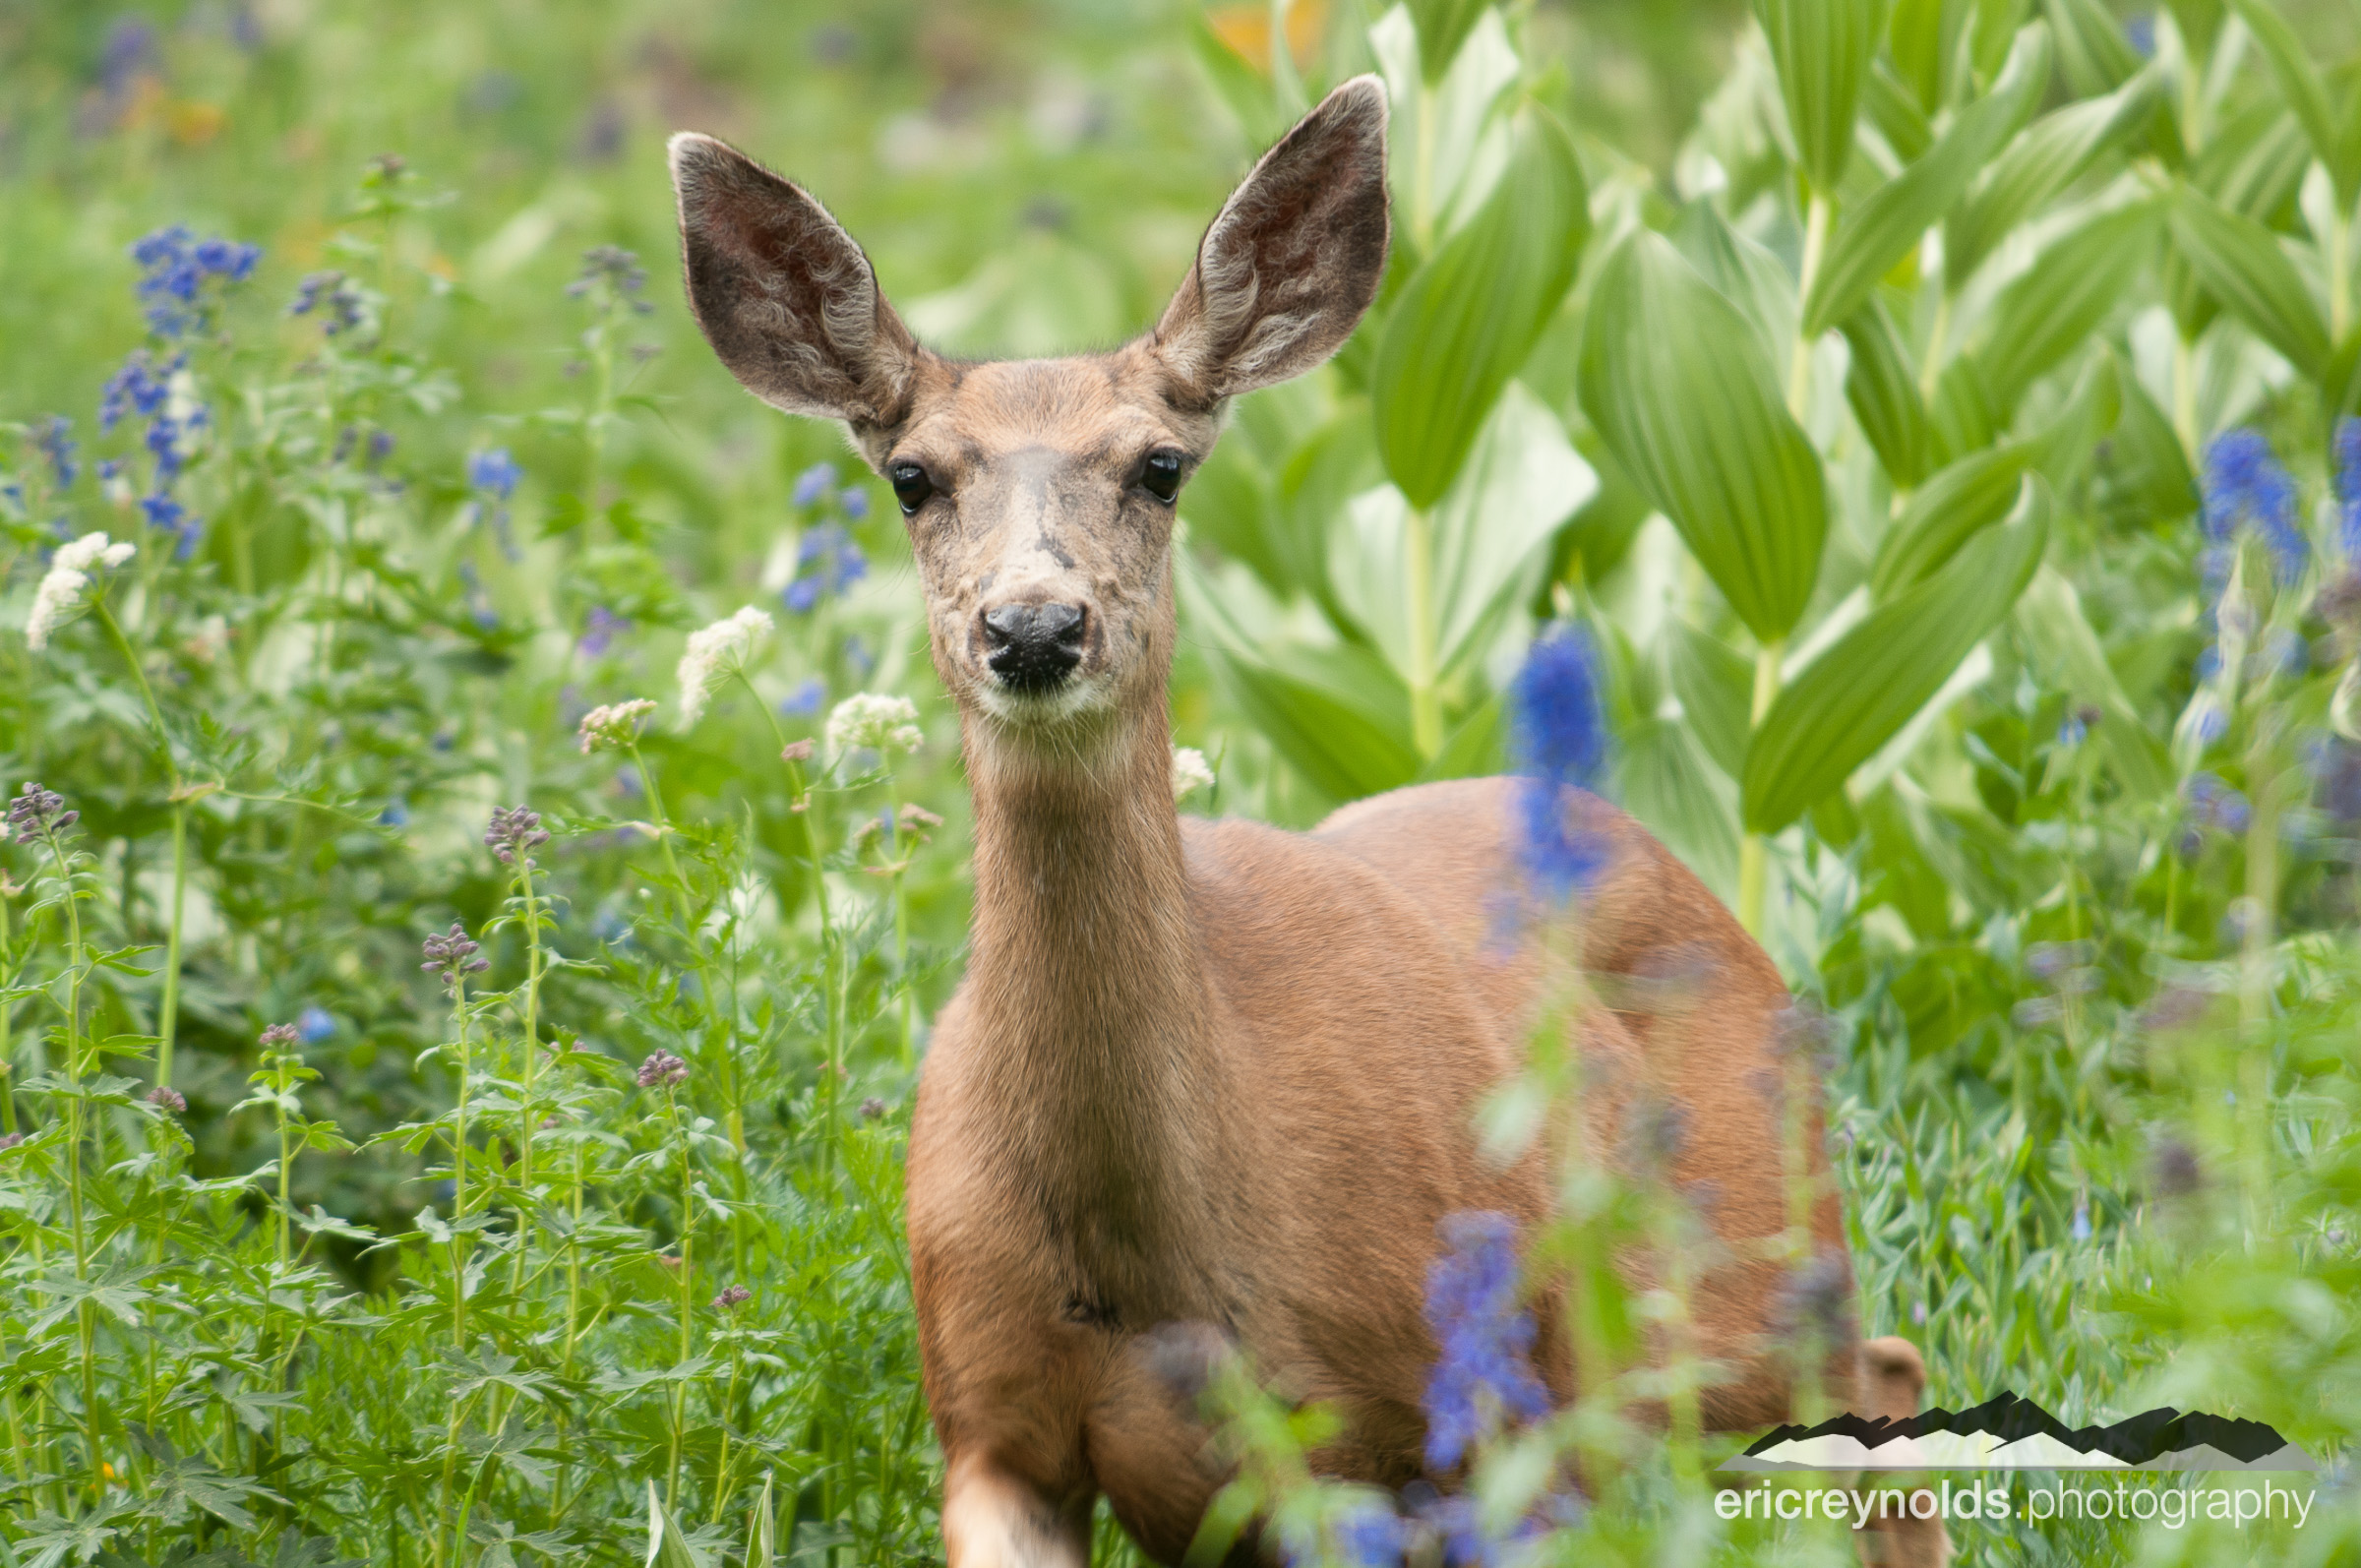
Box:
[1755,0,1887,192]
[1804,22,2050,335]
[1422,692,1508,781]
[2013,566,2170,800]
[1742,477,2050,832]
[1188,17,1287,146]
[645,1479,707,1568]
[2166,187,2331,379]
[2226,0,2353,204]
[1615,715,1741,896]
[1869,444,2033,596]
[1208,647,1421,803]
[1665,620,1754,778]
[1973,200,2162,414]
[1840,297,1934,488]
[1861,59,1932,161]
[1407,0,1491,84]
[747,1477,775,1568]
[1577,229,1827,641]
[1945,65,2164,287]
[2043,0,2140,96]
[1372,109,1589,508]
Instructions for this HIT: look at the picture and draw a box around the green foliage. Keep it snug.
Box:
[8,0,2361,1565]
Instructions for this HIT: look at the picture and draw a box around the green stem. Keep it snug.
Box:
[2239,720,2278,1227]
[511,855,546,1293]
[2172,332,2199,459]
[451,976,474,1353]
[1404,505,1442,757]
[1787,190,1833,418]
[1735,639,1786,937]
[46,834,101,1495]
[667,1085,695,1510]
[93,599,190,1091]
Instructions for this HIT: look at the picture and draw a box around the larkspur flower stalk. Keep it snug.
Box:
[422,921,489,1348]
[569,245,650,509]
[486,806,553,1288]
[639,1049,699,1508]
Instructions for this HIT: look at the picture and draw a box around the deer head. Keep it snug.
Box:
[668,80,1389,759]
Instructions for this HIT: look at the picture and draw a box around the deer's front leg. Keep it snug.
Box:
[941,1451,1092,1568]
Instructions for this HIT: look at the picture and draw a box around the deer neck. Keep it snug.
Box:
[957,692,1227,1276]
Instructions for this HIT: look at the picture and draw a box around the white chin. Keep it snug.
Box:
[974,674,1111,728]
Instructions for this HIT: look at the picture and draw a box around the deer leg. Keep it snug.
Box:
[1853,1337,1951,1568]
[941,1451,1093,1568]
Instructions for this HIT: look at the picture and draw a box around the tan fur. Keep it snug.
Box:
[670,78,1946,1568]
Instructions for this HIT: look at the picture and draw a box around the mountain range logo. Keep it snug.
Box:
[1721,1393,2320,1473]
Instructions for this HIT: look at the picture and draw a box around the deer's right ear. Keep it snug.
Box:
[668,133,921,430]
[1152,75,1390,406]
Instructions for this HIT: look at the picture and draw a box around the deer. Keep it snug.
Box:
[668,76,1948,1568]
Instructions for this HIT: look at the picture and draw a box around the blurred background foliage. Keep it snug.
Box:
[5,0,2361,1563]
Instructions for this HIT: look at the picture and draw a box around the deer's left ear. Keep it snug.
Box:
[1152,75,1390,405]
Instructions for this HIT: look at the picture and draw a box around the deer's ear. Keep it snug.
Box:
[1153,75,1390,405]
[669,133,921,430]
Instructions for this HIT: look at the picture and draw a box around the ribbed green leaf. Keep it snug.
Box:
[1755,0,1886,192]
[2227,0,2353,203]
[1208,647,1421,802]
[2089,362,2198,525]
[2164,103,2311,339]
[2027,352,2122,490]
[1422,692,1508,781]
[747,1478,775,1568]
[1576,230,1828,641]
[1665,620,1754,779]
[1743,478,2049,832]
[1945,65,2163,287]
[2165,188,2331,379]
[2329,332,2361,427]
[1840,297,1934,489]
[1407,0,1491,83]
[2043,0,2140,95]
[1862,59,1932,160]
[2014,566,2170,801]
[1616,715,1741,895]
[1975,200,2162,414]
[1888,0,1966,112]
[1870,448,2033,596]
[1373,109,1589,509]
[1803,23,2048,335]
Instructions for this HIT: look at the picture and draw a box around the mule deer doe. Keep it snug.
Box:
[670,76,1946,1568]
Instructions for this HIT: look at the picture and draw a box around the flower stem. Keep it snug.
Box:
[1786,191,1832,419]
[1735,638,1785,937]
[1404,505,1443,758]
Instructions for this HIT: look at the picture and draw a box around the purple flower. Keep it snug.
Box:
[298,1005,335,1044]
[636,1050,690,1089]
[792,462,838,509]
[782,576,820,614]
[259,1022,300,1048]
[2201,429,2307,590]
[139,491,203,558]
[484,805,550,867]
[839,486,871,520]
[578,606,628,656]
[567,245,650,307]
[712,1284,752,1310]
[1422,1212,1548,1472]
[6,782,78,844]
[146,1085,186,1115]
[1508,628,1606,902]
[421,922,490,991]
[30,416,78,488]
[0,1133,24,1151]
[289,271,366,335]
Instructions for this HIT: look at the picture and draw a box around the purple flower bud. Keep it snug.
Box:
[636,1050,689,1089]
[259,1023,299,1047]
[485,805,551,867]
[7,782,78,843]
[147,1085,186,1114]
[0,1132,23,1151]
[712,1284,752,1310]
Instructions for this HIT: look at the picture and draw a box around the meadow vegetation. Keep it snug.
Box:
[3,0,2361,1563]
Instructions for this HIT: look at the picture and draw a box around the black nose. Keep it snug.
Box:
[980,601,1086,692]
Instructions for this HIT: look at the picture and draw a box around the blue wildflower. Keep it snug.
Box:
[289,270,366,335]
[468,449,522,499]
[2201,429,2307,589]
[2071,1199,2091,1242]
[139,492,202,558]
[792,461,839,509]
[131,225,261,338]
[2057,713,2088,749]
[379,801,410,827]
[840,486,871,520]
[845,633,876,676]
[2185,772,2251,835]
[457,560,498,631]
[1508,628,1607,902]
[1422,1212,1548,1473]
[782,522,869,611]
[297,1005,335,1044]
[781,678,825,717]
[2333,417,2361,564]
[783,576,821,614]
[2126,12,2155,57]
[98,350,176,433]
[30,416,78,488]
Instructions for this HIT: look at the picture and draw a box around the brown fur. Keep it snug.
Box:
[670,78,1946,1568]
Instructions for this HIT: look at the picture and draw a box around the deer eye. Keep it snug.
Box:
[888,462,934,514]
[1140,451,1183,504]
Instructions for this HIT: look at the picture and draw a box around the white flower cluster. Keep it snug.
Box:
[1171,746,1215,803]
[577,697,658,754]
[825,693,924,758]
[26,532,135,651]
[675,606,774,724]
